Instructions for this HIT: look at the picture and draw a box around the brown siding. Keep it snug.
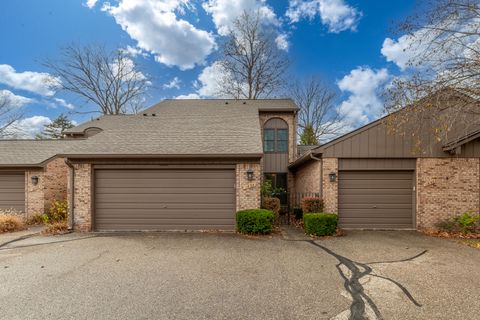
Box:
[0,172,25,212]
[321,118,480,158]
[94,169,236,231]
[264,153,289,172]
[339,159,416,170]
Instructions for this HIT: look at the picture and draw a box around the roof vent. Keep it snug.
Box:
[242,101,246,105]
[152,113,156,117]
[143,113,148,116]
[225,101,229,105]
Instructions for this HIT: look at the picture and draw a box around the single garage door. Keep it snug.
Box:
[0,172,25,212]
[338,171,414,229]
[94,169,236,231]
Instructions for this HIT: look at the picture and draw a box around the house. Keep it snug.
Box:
[0,99,297,231]
[1,96,479,232]
[289,91,480,230]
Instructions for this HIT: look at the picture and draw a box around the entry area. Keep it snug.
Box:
[94,168,236,231]
[338,170,414,229]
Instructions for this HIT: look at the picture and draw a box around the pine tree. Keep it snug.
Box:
[300,125,318,145]
[36,113,74,139]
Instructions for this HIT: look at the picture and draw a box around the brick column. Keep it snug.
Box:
[73,163,92,231]
[322,158,338,213]
[236,162,261,211]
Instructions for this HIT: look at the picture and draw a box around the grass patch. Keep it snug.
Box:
[459,239,480,249]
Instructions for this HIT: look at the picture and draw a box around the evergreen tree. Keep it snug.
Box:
[36,113,74,139]
[300,125,318,145]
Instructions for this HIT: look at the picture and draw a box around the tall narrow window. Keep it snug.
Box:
[263,118,288,153]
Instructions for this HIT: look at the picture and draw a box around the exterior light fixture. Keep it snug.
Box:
[328,172,337,183]
[246,168,254,181]
[31,175,39,186]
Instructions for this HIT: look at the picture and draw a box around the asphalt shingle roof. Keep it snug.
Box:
[0,139,80,166]
[60,101,263,157]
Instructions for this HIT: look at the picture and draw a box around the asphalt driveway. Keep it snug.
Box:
[0,230,478,320]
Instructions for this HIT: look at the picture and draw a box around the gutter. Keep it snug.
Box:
[65,159,75,231]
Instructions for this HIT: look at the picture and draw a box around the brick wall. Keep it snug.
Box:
[294,159,321,194]
[43,158,69,212]
[25,169,44,217]
[236,162,261,211]
[322,158,338,213]
[416,158,480,229]
[71,163,92,231]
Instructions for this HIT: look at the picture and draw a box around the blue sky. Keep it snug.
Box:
[0,0,417,137]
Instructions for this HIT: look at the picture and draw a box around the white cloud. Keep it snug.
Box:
[175,93,201,99]
[275,34,289,51]
[122,45,149,58]
[85,0,98,9]
[203,0,279,36]
[6,116,51,138]
[163,77,182,89]
[53,98,75,110]
[0,90,34,108]
[174,61,228,99]
[0,64,60,96]
[102,0,216,70]
[337,67,390,125]
[286,0,361,33]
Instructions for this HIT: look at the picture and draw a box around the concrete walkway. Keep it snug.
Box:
[281,224,310,240]
[0,225,44,248]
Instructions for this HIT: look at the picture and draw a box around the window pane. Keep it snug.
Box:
[264,140,275,152]
[277,129,288,141]
[264,129,275,140]
[277,140,288,152]
[275,173,287,190]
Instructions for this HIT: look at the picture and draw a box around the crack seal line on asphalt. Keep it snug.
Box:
[284,238,426,320]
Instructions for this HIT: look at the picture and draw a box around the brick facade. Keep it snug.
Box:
[416,158,480,229]
[71,163,92,231]
[293,159,321,195]
[25,169,44,217]
[24,157,69,218]
[236,162,262,211]
[43,158,69,212]
[322,158,338,213]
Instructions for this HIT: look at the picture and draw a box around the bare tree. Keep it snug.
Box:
[0,93,23,138]
[44,44,150,115]
[386,0,480,145]
[291,77,346,144]
[217,11,289,99]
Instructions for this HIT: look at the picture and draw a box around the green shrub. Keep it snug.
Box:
[293,207,303,220]
[261,197,280,215]
[236,209,275,234]
[44,200,68,223]
[303,213,338,236]
[435,211,480,234]
[301,197,324,213]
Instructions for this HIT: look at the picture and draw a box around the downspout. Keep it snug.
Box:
[309,153,322,198]
[65,159,75,230]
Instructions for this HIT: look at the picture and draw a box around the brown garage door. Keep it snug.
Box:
[94,169,236,231]
[0,172,25,212]
[338,171,414,229]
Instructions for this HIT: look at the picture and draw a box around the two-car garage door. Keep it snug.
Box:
[338,171,414,229]
[94,169,236,231]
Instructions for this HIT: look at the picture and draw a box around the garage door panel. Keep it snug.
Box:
[96,178,234,188]
[339,170,414,229]
[0,172,25,212]
[96,170,235,180]
[94,169,235,231]
[96,193,235,203]
[95,187,235,195]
